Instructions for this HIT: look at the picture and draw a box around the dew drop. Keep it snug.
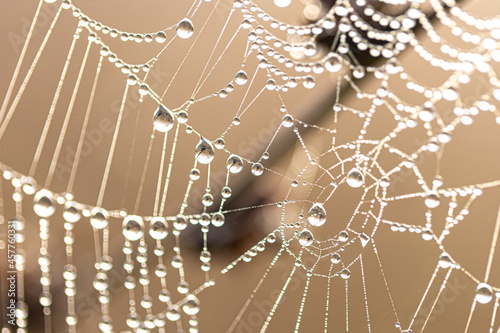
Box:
[274,0,291,8]
[176,18,194,39]
[190,168,201,180]
[93,272,108,291]
[340,268,351,279]
[419,105,435,122]
[221,186,232,198]
[149,217,168,240]
[195,138,215,164]
[251,163,264,176]
[226,154,243,173]
[214,137,225,149]
[438,252,452,269]
[298,229,314,246]
[202,193,214,206]
[425,192,440,208]
[380,176,390,188]
[153,105,174,132]
[123,215,144,241]
[90,207,109,229]
[34,190,56,218]
[282,114,294,128]
[325,53,342,73]
[166,305,181,321]
[331,252,341,264]
[359,232,370,247]
[63,201,81,223]
[235,70,248,85]
[155,31,167,43]
[182,295,200,315]
[475,283,493,304]
[338,230,349,242]
[346,168,364,188]
[307,203,327,227]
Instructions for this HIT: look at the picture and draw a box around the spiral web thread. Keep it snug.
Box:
[1,0,500,332]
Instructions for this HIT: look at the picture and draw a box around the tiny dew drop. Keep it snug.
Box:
[235,70,248,85]
[226,154,243,173]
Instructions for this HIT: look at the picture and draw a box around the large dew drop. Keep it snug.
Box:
[123,215,144,241]
[425,192,440,208]
[307,203,327,227]
[34,190,56,218]
[182,295,200,315]
[346,168,364,188]
[359,232,370,247]
[438,252,452,269]
[149,217,168,240]
[234,70,248,85]
[90,207,109,229]
[226,154,243,173]
[475,283,493,304]
[298,229,314,247]
[176,18,194,39]
[325,53,342,73]
[195,138,215,164]
[63,201,81,223]
[274,0,291,8]
[153,105,174,132]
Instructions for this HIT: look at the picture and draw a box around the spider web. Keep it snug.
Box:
[0,0,500,332]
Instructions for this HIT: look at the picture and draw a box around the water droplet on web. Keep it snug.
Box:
[195,138,215,164]
[353,65,365,79]
[338,230,349,242]
[93,272,108,291]
[155,31,167,43]
[214,138,225,149]
[331,252,341,264]
[200,250,211,262]
[359,232,370,247]
[307,203,327,227]
[475,283,493,304]
[251,163,264,176]
[202,193,214,206]
[380,176,390,188]
[122,215,144,241]
[438,252,452,269]
[63,201,81,223]
[274,0,291,8]
[419,105,435,122]
[182,295,200,315]
[34,190,56,218]
[347,168,364,188]
[149,217,168,240]
[425,192,440,208]
[422,229,433,241]
[90,207,109,229]
[153,104,174,132]
[325,53,342,73]
[166,305,181,321]
[340,268,351,279]
[227,154,243,173]
[232,117,241,125]
[298,229,314,246]
[221,186,232,198]
[235,70,248,85]
[190,168,201,180]
[282,114,294,128]
[176,18,194,39]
